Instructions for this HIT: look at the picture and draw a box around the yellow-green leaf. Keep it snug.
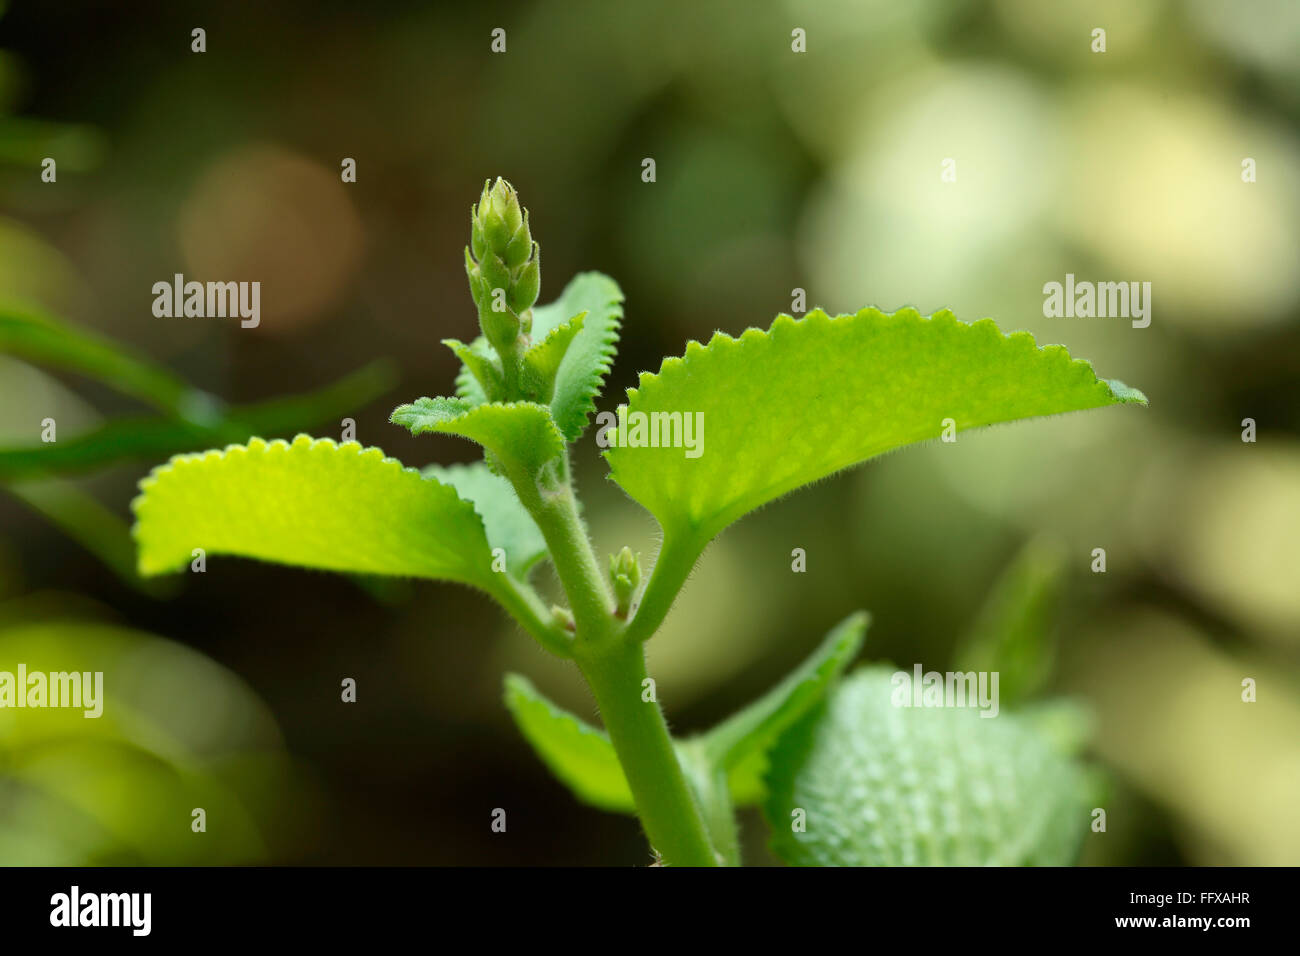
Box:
[607,308,1146,551]
[132,435,495,587]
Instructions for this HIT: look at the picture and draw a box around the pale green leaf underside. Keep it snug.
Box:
[701,611,867,771]
[456,272,623,441]
[132,435,495,587]
[391,399,565,475]
[502,614,868,815]
[606,308,1146,546]
[423,461,548,579]
[503,674,633,812]
[763,669,1089,866]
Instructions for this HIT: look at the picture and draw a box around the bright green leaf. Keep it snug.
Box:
[503,673,633,813]
[423,461,548,579]
[763,668,1089,866]
[953,538,1064,704]
[455,272,623,441]
[133,435,495,586]
[607,309,1146,552]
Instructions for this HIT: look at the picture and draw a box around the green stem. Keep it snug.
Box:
[499,448,718,866]
[505,450,611,637]
[575,638,720,866]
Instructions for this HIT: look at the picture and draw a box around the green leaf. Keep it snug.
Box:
[953,538,1064,705]
[521,311,585,402]
[444,338,503,404]
[607,308,1146,551]
[1017,699,1097,758]
[423,461,548,579]
[391,399,565,476]
[503,673,633,813]
[0,360,395,480]
[456,272,623,441]
[701,611,867,776]
[0,301,216,421]
[132,435,496,586]
[762,668,1089,866]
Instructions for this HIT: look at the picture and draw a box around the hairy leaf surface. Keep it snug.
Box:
[391,399,564,476]
[763,668,1089,866]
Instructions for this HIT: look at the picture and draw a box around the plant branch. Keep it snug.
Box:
[623,528,704,644]
[503,449,612,638]
[501,445,718,865]
[574,638,720,866]
[487,572,573,658]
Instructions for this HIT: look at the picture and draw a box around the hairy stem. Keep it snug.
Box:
[488,573,572,658]
[501,449,718,865]
[505,450,611,637]
[575,638,720,866]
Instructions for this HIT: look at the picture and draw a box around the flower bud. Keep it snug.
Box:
[503,214,532,269]
[508,244,540,315]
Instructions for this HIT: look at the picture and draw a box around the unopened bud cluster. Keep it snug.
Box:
[467,178,540,371]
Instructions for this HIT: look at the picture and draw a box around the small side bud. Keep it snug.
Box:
[610,547,642,616]
[551,605,576,631]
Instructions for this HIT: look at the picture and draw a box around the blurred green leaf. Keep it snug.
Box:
[762,668,1089,866]
[0,301,213,419]
[5,478,175,596]
[0,617,297,864]
[0,360,394,480]
[0,117,105,170]
[952,538,1064,704]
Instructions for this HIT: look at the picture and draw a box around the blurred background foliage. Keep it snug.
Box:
[0,0,1296,864]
